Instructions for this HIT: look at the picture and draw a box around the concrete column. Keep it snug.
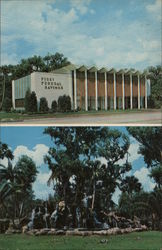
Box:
[12,80,15,109]
[95,71,98,111]
[113,72,116,110]
[74,69,77,110]
[85,70,88,111]
[145,75,147,109]
[138,74,140,109]
[122,73,125,110]
[130,74,133,109]
[104,72,107,110]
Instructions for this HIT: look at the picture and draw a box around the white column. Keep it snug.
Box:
[138,74,140,109]
[113,72,116,110]
[122,73,125,110]
[12,80,15,109]
[74,69,77,110]
[95,71,98,111]
[145,75,147,109]
[130,74,133,109]
[85,70,88,111]
[104,72,107,110]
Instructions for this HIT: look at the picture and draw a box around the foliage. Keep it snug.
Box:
[149,164,162,189]
[39,97,49,112]
[0,151,38,221]
[24,90,37,112]
[147,65,162,108]
[0,141,14,160]
[44,127,131,221]
[57,95,71,112]
[51,100,57,112]
[30,92,38,112]
[127,127,162,168]
[2,97,12,112]
[120,176,142,197]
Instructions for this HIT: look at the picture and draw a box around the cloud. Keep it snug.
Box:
[33,171,53,199]
[13,144,49,166]
[112,187,121,205]
[146,0,161,20]
[134,167,155,192]
[1,0,161,70]
[70,0,92,15]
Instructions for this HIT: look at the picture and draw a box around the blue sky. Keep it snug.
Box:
[0,126,155,203]
[1,0,161,70]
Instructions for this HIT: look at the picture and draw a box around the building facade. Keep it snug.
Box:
[12,64,150,111]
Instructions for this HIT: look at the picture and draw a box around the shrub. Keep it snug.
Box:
[51,100,57,112]
[2,97,12,112]
[24,90,37,112]
[30,91,38,112]
[58,95,71,112]
[24,89,31,112]
[39,97,49,112]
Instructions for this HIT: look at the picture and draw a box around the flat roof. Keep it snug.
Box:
[52,63,149,76]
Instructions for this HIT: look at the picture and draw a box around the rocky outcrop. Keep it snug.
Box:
[22,225,147,236]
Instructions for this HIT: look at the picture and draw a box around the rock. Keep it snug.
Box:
[22,225,28,234]
[5,229,21,234]
[26,229,38,236]
[100,239,108,244]
[141,225,147,231]
[47,229,57,235]
[56,230,65,235]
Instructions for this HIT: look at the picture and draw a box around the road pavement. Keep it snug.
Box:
[2,110,161,125]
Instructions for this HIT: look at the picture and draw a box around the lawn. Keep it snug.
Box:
[0,231,161,250]
[0,109,156,122]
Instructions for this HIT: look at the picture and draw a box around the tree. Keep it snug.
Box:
[147,65,162,108]
[0,154,37,221]
[127,127,162,168]
[0,141,14,160]
[30,91,37,112]
[2,97,12,112]
[24,89,31,112]
[39,97,49,112]
[44,127,131,220]
[150,165,162,189]
[58,95,71,112]
[51,100,57,112]
[120,176,142,198]
[24,90,37,113]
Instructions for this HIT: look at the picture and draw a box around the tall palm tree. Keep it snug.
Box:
[120,176,142,198]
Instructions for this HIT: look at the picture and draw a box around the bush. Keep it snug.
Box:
[24,89,31,112]
[30,91,38,112]
[2,97,12,112]
[24,90,37,112]
[39,97,49,112]
[51,100,57,112]
[58,95,71,112]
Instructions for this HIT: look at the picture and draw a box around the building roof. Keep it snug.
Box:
[52,64,149,76]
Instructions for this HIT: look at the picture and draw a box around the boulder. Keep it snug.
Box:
[56,230,65,235]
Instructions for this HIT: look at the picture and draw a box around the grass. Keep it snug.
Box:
[0,109,158,122]
[0,231,161,250]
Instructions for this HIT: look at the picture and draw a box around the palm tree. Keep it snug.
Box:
[120,176,142,198]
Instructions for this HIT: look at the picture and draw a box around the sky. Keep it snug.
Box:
[0,126,155,203]
[1,0,161,70]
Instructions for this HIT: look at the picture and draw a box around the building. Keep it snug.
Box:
[12,63,150,111]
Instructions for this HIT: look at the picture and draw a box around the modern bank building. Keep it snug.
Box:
[12,64,151,111]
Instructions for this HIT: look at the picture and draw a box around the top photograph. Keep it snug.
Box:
[0,0,161,125]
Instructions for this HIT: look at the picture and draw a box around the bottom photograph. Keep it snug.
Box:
[0,126,161,250]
